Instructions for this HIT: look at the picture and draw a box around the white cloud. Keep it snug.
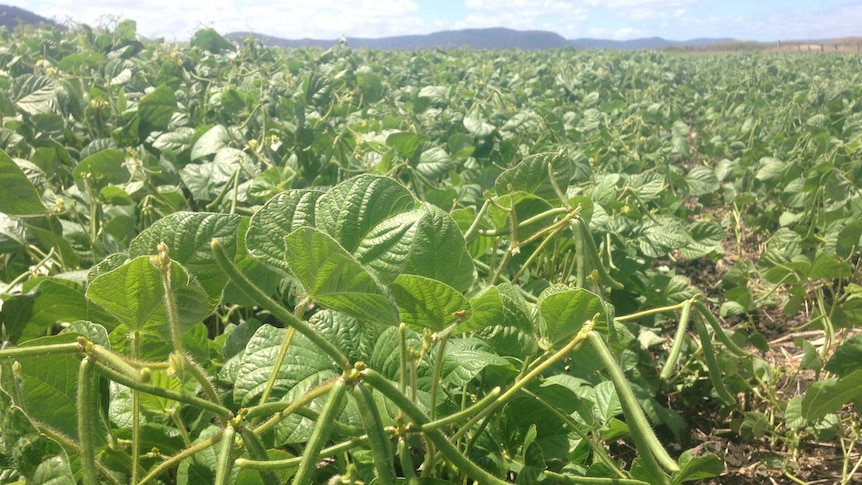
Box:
[19,0,427,40]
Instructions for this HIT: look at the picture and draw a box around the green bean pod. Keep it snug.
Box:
[693,314,737,405]
[291,377,347,485]
[588,331,677,483]
[362,369,510,485]
[77,357,99,485]
[352,382,398,485]
[693,301,750,357]
[578,219,624,290]
[214,425,236,485]
[659,299,693,382]
[238,427,281,485]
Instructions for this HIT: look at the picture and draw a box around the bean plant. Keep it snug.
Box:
[1,19,862,485]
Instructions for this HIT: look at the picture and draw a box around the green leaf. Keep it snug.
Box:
[457,285,504,333]
[463,116,495,137]
[32,454,76,485]
[537,287,607,348]
[836,219,862,259]
[310,310,386,364]
[87,256,211,354]
[391,274,470,332]
[15,75,57,115]
[11,333,81,440]
[801,369,862,422]
[671,450,723,484]
[755,157,787,182]
[284,227,399,325]
[355,203,475,292]
[316,174,416,253]
[680,221,724,259]
[495,151,572,201]
[73,148,130,185]
[191,125,234,161]
[386,131,427,162]
[439,338,510,386]
[138,85,177,135]
[190,28,235,53]
[233,325,338,407]
[825,334,862,377]
[129,211,241,304]
[246,189,324,276]
[416,146,457,179]
[685,165,719,196]
[0,149,47,216]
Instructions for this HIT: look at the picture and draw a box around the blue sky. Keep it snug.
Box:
[10,0,862,42]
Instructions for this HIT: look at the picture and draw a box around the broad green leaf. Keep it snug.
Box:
[32,454,76,485]
[73,148,130,185]
[495,151,572,201]
[190,124,234,161]
[310,310,387,364]
[285,227,399,325]
[247,189,324,275]
[439,337,510,386]
[15,75,56,115]
[87,256,212,352]
[671,450,723,483]
[685,165,719,196]
[464,116,495,137]
[386,131,427,162]
[11,333,81,440]
[755,157,787,182]
[503,396,571,461]
[825,334,862,377]
[356,203,475,292]
[138,85,177,135]
[640,216,691,258]
[537,287,607,348]
[680,221,724,259]
[233,325,338,407]
[457,285,504,333]
[190,28,235,53]
[801,369,862,422]
[2,279,118,344]
[416,146,457,179]
[837,219,862,259]
[0,149,47,216]
[391,274,470,332]
[129,211,241,303]
[316,174,416,253]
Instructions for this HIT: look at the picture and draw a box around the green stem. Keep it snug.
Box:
[77,357,99,485]
[211,239,350,370]
[449,317,597,445]
[250,379,336,436]
[544,470,651,484]
[693,314,737,405]
[352,383,398,485]
[659,298,694,382]
[463,198,492,240]
[363,369,510,485]
[291,377,347,485]
[239,427,281,485]
[519,389,626,478]
[0,342,80,359]
[138,429,225,485]
[693,302,750,357]
[616,298,696,323]
[214,425,236,485]
[588,331,677,480]
[399,324,409,395]
[236,436,367,470]
[418,387,501,431]
[578,219,623,290]
[93,361,231,418]
[259,326,296,407]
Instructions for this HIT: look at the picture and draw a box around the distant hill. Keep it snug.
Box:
[0,5,60,30]
[227,28,734,51]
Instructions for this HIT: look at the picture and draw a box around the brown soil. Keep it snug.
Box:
[656,212,862,484]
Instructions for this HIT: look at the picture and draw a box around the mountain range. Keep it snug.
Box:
[226,28,736,51]
[0,4,737,51]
